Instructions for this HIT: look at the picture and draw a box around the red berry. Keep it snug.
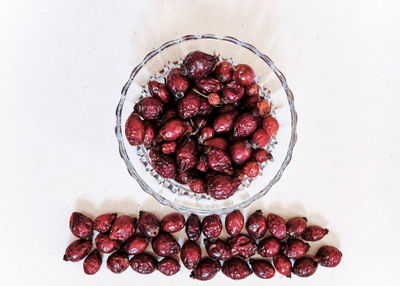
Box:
[257,100,270,116]
[161,141,177,154]
[69,212,93,240]
[107,251,129,274]
[246,210,267,239]
[252,128,270,148]
[225,210,244,236]
[95,233,120,253]
[137,97,163,120]
[109,215,137,242]
[314,246,342,267]
[258,236,281,257]
[190,258,221,281]
[166,68,189,94]
[243,161,259,178]
[292,257,318,277]
[157,257,180,276]
[148,80,170,103]
[266,213,286,239]
[189,178,206,194]
[262,115,279,137]
[202,214,222,239]
[151,232,180,257]
[143,122,155,147]
[206,148,233,175]
[233,64,255,86]
[178,91,201,119]
[195,77,221,94]
[249,259,275,279]
[185,214,201,241]
[286,217,308,237]
[233,113,258,138]
[160,213,185,233]
[208,92,220,106]
[83,250,102,275]
[175,171,190,184]
[281,238,310,259]
[222,257,251,280]
[228,234,257,259]
[207,174,239,200]
[205,238,232,261]
[137,211,160,238]
[125,113,145,146]
[130,253,157,274]
[302,226,329,241]
[273,254,292,277]
[204,137,228,151]
[214,61,234,82]
[196,156,208,172]
[199,127,214,143]
[198,97,214,116]
[121,234,149,255]
[222,80,245,103]
[183,51,218,80]
[176,138,198,171]
[149,150,177,178]
[246,82,259,96]
[181,240,201,270]
[63,239,92,262]
[253,148,271,163]
[213,111,236,134]
[159,119,188,141]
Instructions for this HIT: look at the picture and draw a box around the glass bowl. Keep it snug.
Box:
[115,34,297,215]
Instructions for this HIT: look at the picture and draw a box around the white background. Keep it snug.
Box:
[1,0,399,285]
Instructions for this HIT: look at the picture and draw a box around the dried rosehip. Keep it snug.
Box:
[94,213,116,234]
[189,178,206,194]
[214,61,233,83]
[302,226,329,241]
[137,97,163,120]
[109,215,136,242]
[137,211,160,238]
[249,259,275,279]
[149,151,177,178]
[202,214,222,239]
[218,104,237,113]
[195,77,221,94]
[175,171,190,184]
[314,246,342,267]
[183,51,218,80]
[229,141,252,165]
[222,257,251,280]
[233,64,255,86]
[196,156,208,172]
[246,210,267,239]
[69,212,93,240]
[286,217,308,237]
[204,137,228,151]
[281,238,310,259]
[158,257,180,276]
[233,113,258,138]
[185,214,201,241]
[198,97,214,116]
[252,128,270,148]
[166,68,189,94]
[107,251,129,274]
[262,115,279,137]
[95,233,120,253]
[176,139,198,171]
[159,119,188,141]
[161,141,177,154]
[190,258,221,281]
[121,234,149,255]
[292,257,318,277]
[151,232,180,257]
[208,93,220,106]
[266,213,286,240]
[256,100,270,116]
[206,148,233,175]
[246,82,259,96]
[222,80,245,103]
[83,250,102,275]
[143,122,155,147]
[181,240,201,270]
[205,238,232,261]
[160,213,185,233]
[199,127,214,143]
[148,80,170,103]
[208,174,239,200]
[258,236,281,257]
[130,253,157,274]
[213,111,236,134]
[228,234,257,258]
[225,210,244,236]
[160,108,177,123]
[63,239,92,262]
[243,94,260,110]
[194,117,207,129]
[243,161,259,178]
[273,254,292,277]
[178,91,201,119]
[253,148,271,163]
[125,113,145,146]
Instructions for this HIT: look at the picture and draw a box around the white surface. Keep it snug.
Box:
[1,0,399,285]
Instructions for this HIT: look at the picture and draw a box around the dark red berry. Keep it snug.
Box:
[222,80,245,103]
[160,213,185,233]
[137,97,163,120]
[63,239,92,262]
[189,178,206,194]
[198,97,214,116]
[176,138,198,171]
[208,93,220,106]
[175,171,190,184]
[149,150,177,178]
[109,215,136,242]
[218,104,237,113]
[194,117,207,129]
[69,212,93,240]
[233,113,258,138]
[121,234,149,255]
[253,148,271,163]
[214,61,233,83]
[185,214,201,241]
[257,100,270,116]
[125,113,145,146]
[178,91,201,119]
[212,111,236,134]
[130,253,157,274]
[302,226,329,241]
[262,116,279,137]
[190,258,221,281]
[206,148,233,175]
[314,246,342,267]
[243,161,259,178]
[204,137,228,151]
[246,82,259,96]
[205,238,232,261]
[225,210,244,236]
[151,232,180,257]
[233,64,255,86]
[181,240,201,270]
[158,257,180,276]
[195,77,221,94]
[94,213,117,234]
[252,128,270,148]
[143,122,155,147]
[183,51,218,80]
[281,238,310,259]
[107,251,129,274]
[207,174,239,200]
[286,217,308,237]
[196,156,209,172]
[246,210,267,239]
[266,213,286,240]
[292,257,318,277]
[273,254,292,277]
[202,214,222,239]
[83,250,102,275]
[137,211,160,238]
[161,141,177,154]
[159,119,188,141]
[243,94,260,110]
[166,68,189,94]
[222,257,251,280]
[160,108,177,123]
[148,80,170,103]
[95,233,120,253]
[258,236,281,257]
[249,259,275,279]
[199,127,214,143]
[230,141,252,165]
[228,234,257,258]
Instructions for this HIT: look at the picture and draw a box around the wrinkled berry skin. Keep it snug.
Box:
[178,91,201,119]
[243,94,260,110]
[161,213,185,233]
[246,82,259,96]
[69,212,93,240]
[233,64,255,86]
[189,178,206,194]
[254,148,271,163]
[93,213,117,233]
[292,257,318,277]
[199,127,214,143]
[195,77,221,94]
[148,80,170,103]
[95,233,120,253]
[125,113,145,146]
[175,171,190,184]
[230,141,252,165]
[205,238,232,261]
[286,217,308,237]
[314,246,342,267]
[158,257,180,276]
[223,81,245,103]
[160,108,177,123]
[130,253,157,274]
[225,210,244,236]
[204,137,228,151]
[214,61,233,83]
[213,112,236,134]
[149,151,177,178]
[137,211,160,238]
[109,215,136,242]
[185,214,201,241]
[246,210,267,239]
[107,251,129,274]
[206,148,233,175]
[243,161,259,178]
[176,139,198,171]
[159,119,187,141]
[258,236,281,257]
[302,226,329,241]
[233,113,258,138]
[273,254,292,277]
[198,98,214,116]
[267,213,287,239]
[208,174,239,200]
[63,239,92,262]
[196,156,208,172]
[228,234,257,258]
[166,68,189,94]
[281,238,310,259]
[137,97,163,120]
[263,115,279,137]
[252,128,270,148]
[190,258,221,281]
[183,51,218,80]
[143,122,155,147]
[202,214,222,239]
[121,234,149,255]
[181,240,201,270]
[222,257,252,280]
[151,232,180,257]
[83,250,102,275]
[161,141,177,154]
[249,259,275,279]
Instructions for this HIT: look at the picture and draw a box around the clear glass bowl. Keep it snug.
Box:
[115,34,297,215]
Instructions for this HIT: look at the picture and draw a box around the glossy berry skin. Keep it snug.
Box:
[196,156,208,172]
[160,108,177,123]
[195,77,221,94]
[159,119,188,141]
[176,139,198,171]
[258,236,281,257]
[204,238,232,261]
[148,80,170,103]
[273,254,292,278]
[109,215,137,242]
[160,213,185,233]
[256,100,270,116]
[213,112,236,134]
[158,257,180,276]
[222,81,245,103]
[151,232,180,257]
[249,259,275,279]
[189,178,206,194]
[206,148,233,175]
[281,238,310,259]
[246,82,259,96]
[286,217,308,237]
[161,141,177,154]
[225,210,244,236]
[166,68,189,94]
[69,212,93,240]
[233,113,258,139]
[233,64,255,86]
[230,141,252,165]
[95,233,120,254]
[246,210,267,239]
[125,113,145,146]
[267,213,287,239]
[121,234,149,255]
[107,251,129,274]
[302,226,329,241]
[207,174,239,200]
[83,250,102,275]
[137,97,163,120]
[252,128,270,148]
[175,171,190,184]
[198,97,214,116]
[178,91,201,119]
[149,151,177,178]
[63,239,92,262]
[292,257,318,277]
[199,127,214,143]
[183,50,218,80]
[243,94,260,110]
[222,257,252,280]
[262,115,279,137]
[243,161,259,178]
[181,240,201,270]
[93,213,117,234]
[314,246,342,267]
[185,214,201,241]
[137,211,160,238]
[202,214,222,239]
[228,234,257,259]
[208,93,220,106]
[253,148,271,163]
[143,122,155,147]
[204,137,228,151]
[130,253,157,274]
[190,258,221,281]
[214,61,233,82]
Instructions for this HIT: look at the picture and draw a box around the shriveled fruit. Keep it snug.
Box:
[175,171,190,184]
[205,238,232,261]
[151,232,180,257]
[253,148,271,163]
[213,112,236,134]
[208,93,220,106]
[183,51,218,80]
[69,212,93,240]
[198,97,214,116]
[206,148,233,175]
[249,259,275,279]
[204,137,228,151]
[233,113,257,138]
[314,246,342,267]
[199,127,214,143]
[176,139,198,171]
[95,233,120,254]
[159,119,188,141]
[190,258,221,281]
[161,141,177,154]
[160,213,185,233]
[252,128,270,148]
[158,257,180,276]
[207,174,239,200]
[222,81,245,103]
[222,257,252,280]
[121,234,149,255]
[63,239,92,262]
[202,214,222,239]
[83,250,102,275]
[243,94,260,110]
[189,178,206,194]
[148,80,170,103]
[178,91,201,119]
[137,97,163,120]
[185,214,201,241]
[130,253,157,274]
[195,77,221,94]
[109,215,136,242]
[143,122,155,147]
[243,161,259,178]
[292,257,318,277]
[228,234,257,258]
[166,68,189,94]
[266,213,287,239]
[286,217,308,237]
[246,210,267,239]
[262,115,279,137]
[273,254,292,277]
[246,82,259,96]
[160,108,177,123]
[94,213,117,233]
[233,64,255,86]
[125,113,145,146]
[225,210,244,236]
[181,240,201,270]
[214,61,233,83]
[137,211,160,238]
[302,226,329,241]
[196,156,208,172]
[256,100,270,116]
[281,238,310,259]
[229,141,252,165]
[149,151,177,178]
[107,251,129,274]
[258,236,281,257]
